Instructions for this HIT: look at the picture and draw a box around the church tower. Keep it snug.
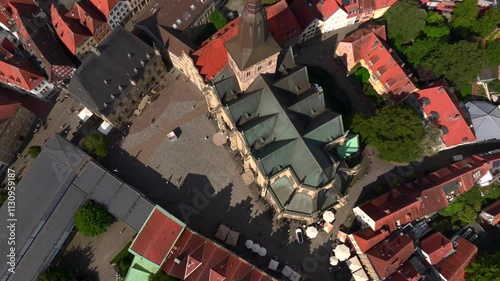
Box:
[224,0,281,91]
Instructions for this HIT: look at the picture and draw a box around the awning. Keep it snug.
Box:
[337,230,348,243]
[289,271,301,281]
[306,226,318,238]
[281,265,293,277]
[245,239,254,249]
[98,121,113,135]
[77,107,93,122]
[329,256,339,266]
[215,224,230,241]
[225,230,239,246]
[252,243,261,253]
[352,269,369,281]
[334,244,351,261]
[323,222,333,233]
[323,210,335,222]
[258,247,267,257]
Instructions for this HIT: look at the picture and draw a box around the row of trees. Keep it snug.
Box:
[381,0,500,97]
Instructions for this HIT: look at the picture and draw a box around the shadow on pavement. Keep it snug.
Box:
[58,245,98,281]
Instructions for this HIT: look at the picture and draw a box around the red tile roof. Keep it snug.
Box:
[88,0,118,19]
[130,208,185,265]
[68,2,107,35]
[162,228,275,281]
[366,233,415,279]
[0,86,49,116]
[265,0,302,46]
[416,87,476,147]
[349,227,390,253]
[481,200,500,225]
[357,155,490,232]
[191,18,240,82]
[0,4,13,29]
[0,43,45,91]
[0,93,20,124]
[419,233,454,265]
[51,4,92,55]
[336,25,417,102]
[435,237,477,281]
[289,0,340,29]
[385,260,421,281]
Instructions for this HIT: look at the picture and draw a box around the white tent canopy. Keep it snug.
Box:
[268,259,279,271]
[347,256,362,272]
[329,256,339,266]
[352,269,369,281]
[77,107,93,122]
[98,121,113,135]
[258,247,267,257]
[306,226,318,238]
[281,265,293,277]
[245,240,254,249]
[322,210,335,222]
[289,271,301,281]
[334,244,351,261]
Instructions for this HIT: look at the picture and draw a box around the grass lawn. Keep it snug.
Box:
[110,241,133,277]
[307,65,352,118]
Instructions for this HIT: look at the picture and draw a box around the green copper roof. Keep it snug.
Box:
[336,134,359,159]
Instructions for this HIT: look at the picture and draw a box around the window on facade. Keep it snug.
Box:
[246,71,250,78]
[268,60,273,66]
[257,65,262,71]
[473,171,480,180]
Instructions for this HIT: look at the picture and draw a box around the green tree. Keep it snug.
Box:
[83,133,110,159]
[465,251,500,281]
[439,202,465,216]
[354,67,370,83]
[28,145,42,158]
[486,40,500,66]
[473,7,500,37]
[452,0,478,30]
[426,11,445,26]
[351,106,425,163]
[383,0,427,46]
[208,10,228,30]
[74,200,113,237]
[403,37,441,66]
[149,270,180,281]
[39,267,75,281]
[424,25,450,38]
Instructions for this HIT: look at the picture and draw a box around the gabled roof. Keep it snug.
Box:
[465,101,500,142]
[191,18,240,81]
[0,58,45,91]
[185,243,206,279]
[50,4,92,55]
[350,227,390,253]
[265,0,302,46]
[68,27,157,115]
[162,229,275,281]
[69,1,108,34]
[289,0,341,29]
[416,87,476,147]
[88,0,119,19]
[366,233,415,279]
[0,94,20,125]
[419,232,454,265]
[336,25,416,102]
[130,207,186,265]
[435,237,477,281]
[224,0,281,70]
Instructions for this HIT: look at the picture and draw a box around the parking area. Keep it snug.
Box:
[58,221,135,281]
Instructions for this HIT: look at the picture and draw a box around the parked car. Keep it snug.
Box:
[295,228,304,244]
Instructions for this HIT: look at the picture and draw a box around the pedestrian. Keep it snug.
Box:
[205,136,209,140]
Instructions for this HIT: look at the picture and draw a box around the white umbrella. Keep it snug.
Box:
[281,265,293,277]
[268,259,279,271]
[252,243,261,253]
[333,244,351,261]
[306,226,318,238]
[329,256,339,266]
[322,210,335,222]
[352,269,369,281]
[245,239,254,249]
[347,256,362,272]
[258,247,267,257]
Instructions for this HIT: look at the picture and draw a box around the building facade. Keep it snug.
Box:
[68,27,168,129]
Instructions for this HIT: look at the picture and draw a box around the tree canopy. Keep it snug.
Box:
[39,267,76,281]
[74,200,113,237]
[28,146,42,158]
[351,106,426,163]
[209,10,228,30]
[383,0,427,46]
[83,133,110,159]
[465,251,500,281]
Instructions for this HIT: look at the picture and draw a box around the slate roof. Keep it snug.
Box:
[0,134,153,281]
[68,26,157,115]
[224,0,281,70]
[465,101,500,142]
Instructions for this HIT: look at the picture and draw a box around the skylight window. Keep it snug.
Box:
[172,23,178,29]
[190,4,196,10]
[176,19,182,25]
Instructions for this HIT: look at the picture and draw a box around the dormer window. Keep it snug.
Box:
[190,4,196,10]
[176,19,182,25]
